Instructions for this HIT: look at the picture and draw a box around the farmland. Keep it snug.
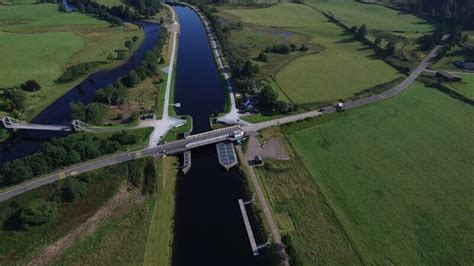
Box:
[222,3,403,104]
[0,3,143,119]
[276,83,474,264]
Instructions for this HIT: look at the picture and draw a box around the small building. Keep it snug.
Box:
[436,70,462,82]
[456,59,474,70]
[254,155,263,165]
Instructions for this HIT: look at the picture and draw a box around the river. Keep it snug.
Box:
[0,22,161,163]
[171,6,269,266]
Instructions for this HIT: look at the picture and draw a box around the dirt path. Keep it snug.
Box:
[28,185,132,266]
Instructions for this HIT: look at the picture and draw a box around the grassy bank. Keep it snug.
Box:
[143,157,178,266]
[282,83,474,264]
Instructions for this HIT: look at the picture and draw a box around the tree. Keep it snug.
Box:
[20,199,58,229]
[122,70,141,88]
[62,179,88,202]
[21,80,41,92]
[124,40,133,50]
[29,153,50,176]
[299,44,309,52]
[70,102,87,121]
[386,41,397,55]
[357,24,368,39]
[257,85,278,113]
[132,35,139,42]
[107,52,115,60]
[375,36,382,45]
[275,100,289,114]
[257,52,268,62]
[350,26,358,34]
[0,160,33,185]
[3,88,27,112]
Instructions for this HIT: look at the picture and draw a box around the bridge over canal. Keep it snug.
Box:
[0,125,244,203]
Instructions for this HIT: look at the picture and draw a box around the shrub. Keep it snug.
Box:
[20,199,58,229]
[20,80,41,92]
[62,179,88,202]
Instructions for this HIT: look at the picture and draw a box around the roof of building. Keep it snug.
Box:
[437,70,460,79]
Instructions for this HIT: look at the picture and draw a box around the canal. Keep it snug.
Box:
[171,6,269,266]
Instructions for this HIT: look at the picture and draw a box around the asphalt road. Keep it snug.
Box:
[0,126,241,203]
[244,41,446,132]
[0,38,447,203]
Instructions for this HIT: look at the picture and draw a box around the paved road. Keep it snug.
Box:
[244,39,447,132]
[0,126,241,203]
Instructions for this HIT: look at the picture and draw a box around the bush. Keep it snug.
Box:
[62,179,88,202]
[20,80,41,92]
[57,61,104,83]
[257,52,268,62]
[111,130,138,145]
[20,199,58,230]
[282,234,303,266]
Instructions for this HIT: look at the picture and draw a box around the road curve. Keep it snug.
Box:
[243,38,447,132]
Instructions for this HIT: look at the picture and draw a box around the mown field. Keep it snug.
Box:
[223,3,402,103]
[0,2,143,119]
[282,83,474,264]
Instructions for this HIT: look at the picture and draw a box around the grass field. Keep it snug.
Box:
[224,4,402,103]
[255,156,363,265]
[306,0,433,35]
[282,83,474,264]
[449,74,474,99]
[465,31,474,46]
[143,157,178,266]
[0,3,143,119]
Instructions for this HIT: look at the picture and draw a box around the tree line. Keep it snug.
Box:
[387,0,474,30]
[8,157,157,231]
[0,130,140,187]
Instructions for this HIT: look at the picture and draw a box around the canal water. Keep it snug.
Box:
[0,22,161,163]
[171,6,269,266]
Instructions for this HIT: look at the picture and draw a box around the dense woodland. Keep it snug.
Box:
[386,0,474,30]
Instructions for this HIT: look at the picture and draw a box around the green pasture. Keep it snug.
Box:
[0,31,83,88]
[286,83,474,264]
[0,3,142,119]
[225,4,402,103]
